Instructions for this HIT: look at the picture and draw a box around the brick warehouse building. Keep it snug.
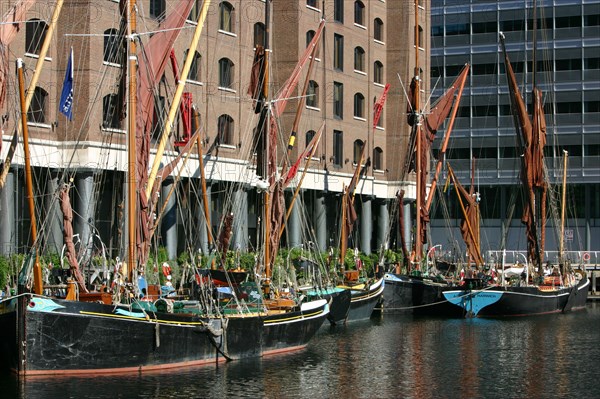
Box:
[0,0,430,261]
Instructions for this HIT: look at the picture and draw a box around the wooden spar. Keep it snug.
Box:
[278,123,324,240]
[559,150,568,263]
[447,163,483,267]
[127,0,138,282]
[280,24,321,175]
[0,0,65,188]
[193,109,215,264]
[16,59,42,295]
[145,0,212,199]
[424,64,470,212]
[413,1,423,264]
[339,185,347,267]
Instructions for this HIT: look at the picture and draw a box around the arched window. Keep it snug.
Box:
[354,46,365,72]
[104,29,121,64]
[218,58,234,89]
[306,130,316,147]
[374,61,383,84]
[374,96,384,127]
[28,87,48,123]
[26,19,47,55]
[374,18,384,41]
[185,49,201,81]
[373,147,383,170]
[189,0,202,21]
[150,0,166,20]
[354,93,365,118]
[219,2,234,33]
[102,94,122,129]
[354,1,365,26]
[353,139,364,164]
[217,114,234,145]
[306,80,319,108]
[254,22,265,48]
[306,30,315,47]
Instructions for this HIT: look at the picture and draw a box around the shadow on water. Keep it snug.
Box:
[2,303,600,399]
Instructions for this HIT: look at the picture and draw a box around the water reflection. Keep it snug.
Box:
[1,304,599,398]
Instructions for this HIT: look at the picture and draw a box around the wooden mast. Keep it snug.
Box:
[127,0,138,282]
[194,109,214,261]
[16,59,42,295]
[413,0,423,266]
[559,150,568,264]
[263,0,272,288]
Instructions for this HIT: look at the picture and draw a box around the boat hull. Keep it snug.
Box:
[306,287,351,325]
[382,273,463,317]
[0,296,261,376]
[442,277,590,317]
[262,299,329,355]
[344,277,384,322]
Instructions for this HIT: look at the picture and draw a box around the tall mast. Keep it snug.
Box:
[413,1,423,265]
[127,0,138,281]
[16,59,42,295]
[263,0,272,282]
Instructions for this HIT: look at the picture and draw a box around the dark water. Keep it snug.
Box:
[2,303,599,399]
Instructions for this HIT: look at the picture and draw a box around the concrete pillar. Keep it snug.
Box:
[403,201,412,252]
[288,194,302,249]
[45,173,63,255]
[315,191,327,250]
[74,172,96,263]
[361,197,372,254]
[232,188,248,251]
[161,178,177,260]
[0,172,15,255]
[198,184,212,255]
[377,199,389,250]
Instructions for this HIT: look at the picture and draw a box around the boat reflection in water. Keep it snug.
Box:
[3,304,598,399]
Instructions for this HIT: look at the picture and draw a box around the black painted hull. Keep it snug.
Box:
[0,294,322,376]
[382,273,463,317]
[443,277,590,317]
[345,277,385,322]
[305,288,351,325]
[262,299,329,354]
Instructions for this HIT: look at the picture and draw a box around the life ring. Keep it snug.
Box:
[582,252,591,262]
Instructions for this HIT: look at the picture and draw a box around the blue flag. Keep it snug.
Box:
[59,48,74,120]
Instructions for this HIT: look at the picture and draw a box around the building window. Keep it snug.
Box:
[374,61,383,84]
[354,1,365,26]
[334,0,344,23]
[185,50,201,81]
[152,95,166,139]
[306,80,319,108]
[334,34,344,71]
[354,93,365,118]
[374,18,384,41]
[254,22,265,48]
[307,0,317,8]
[103,28,121,64]
[149,0,166,20]
[28,87,47,123]
[102,94,122,130]
[218,58,234,89]
[353,140,364,164]
[26,19,47,55]
[306,130,316,147]
[333,82,343,119]
[415,25,424,47]
[373,147,383,170]
[189,0,202,21]
[333,130,343,167]
[374,96,384,127]
[354,47,365,72]
[218,114,234,145]
[219,2,234,33]
[306,30,315,47]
